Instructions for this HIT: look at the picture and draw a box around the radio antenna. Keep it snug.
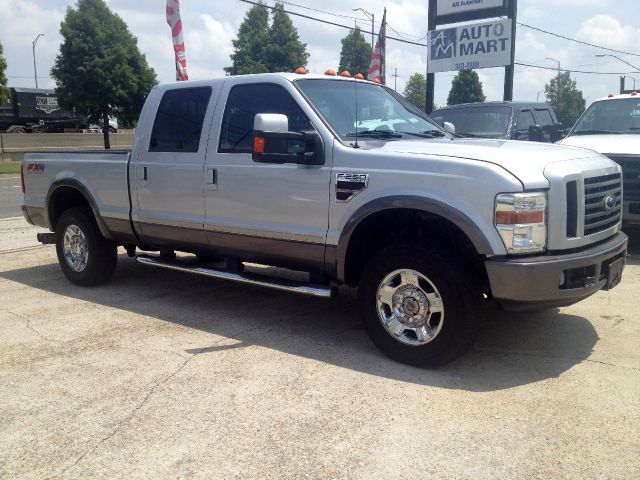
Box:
[353,75,360,148]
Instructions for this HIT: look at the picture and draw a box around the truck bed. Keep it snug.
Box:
[22,150,133,240]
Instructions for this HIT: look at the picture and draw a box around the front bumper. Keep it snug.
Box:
[485,232,628,311]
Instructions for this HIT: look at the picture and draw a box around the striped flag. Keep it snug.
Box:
[367,9,386,84]
[166,0,188,81]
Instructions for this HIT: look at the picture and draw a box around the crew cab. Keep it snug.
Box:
[22,73,628,367]
[559,93,640,225]
[431,101,564,142]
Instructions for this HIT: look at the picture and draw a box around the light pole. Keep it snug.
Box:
[353,8,374,51]
[595,54,640,72]
[622,75,637,90]
[32,33,45,89]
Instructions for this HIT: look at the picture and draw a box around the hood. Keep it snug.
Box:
[559,134,640,155]
[374,138,606,189]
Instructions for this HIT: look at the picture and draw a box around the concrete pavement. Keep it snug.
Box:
[0,219,639,479]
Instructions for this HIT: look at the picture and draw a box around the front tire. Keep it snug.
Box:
[359,244,482,367]
[55,208,117,286]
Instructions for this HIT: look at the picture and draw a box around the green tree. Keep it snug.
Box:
[338,27,372,76]
[224,2,270,75]
[544,71,586,127]
[226,2,308,74]
[265,3,309,72]
[447,69,486,105]
[0,42,9,103]
[403,73,427,111]
[51,0,157,148]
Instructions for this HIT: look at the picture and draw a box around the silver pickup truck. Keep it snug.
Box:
[22,73,628,366]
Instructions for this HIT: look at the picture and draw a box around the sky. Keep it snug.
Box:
[1,0,639,109]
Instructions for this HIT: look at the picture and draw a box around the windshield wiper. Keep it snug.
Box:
[399,130,446,138]
[453,132,488,138]
[345,130,402,138]
[572,129,621,135]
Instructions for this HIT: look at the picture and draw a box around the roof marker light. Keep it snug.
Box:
[354,73,364,79]
[324,69,336,76]
[339,71,351,77]
[608,93,614,98]
[295,67,307,74]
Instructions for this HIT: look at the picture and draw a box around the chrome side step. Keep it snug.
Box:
[136,254,333,298]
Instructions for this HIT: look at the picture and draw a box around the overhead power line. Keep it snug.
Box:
[239,0,429,47]
[515,62,636,75]
[516,22,640,58]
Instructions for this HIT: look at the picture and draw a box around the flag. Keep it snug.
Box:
[367,9,386,84]
[166,0,188,81]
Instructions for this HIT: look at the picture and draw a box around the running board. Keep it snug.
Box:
[136,254,333,298]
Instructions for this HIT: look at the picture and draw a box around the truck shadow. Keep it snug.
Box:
[623,226,640,255]
[1,256,600,392]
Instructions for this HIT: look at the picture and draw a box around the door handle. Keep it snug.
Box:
[138,165,147,183]
[207,168,218,191]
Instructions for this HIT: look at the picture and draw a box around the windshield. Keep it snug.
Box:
[296,79,444,141]
[431,106,512,138]
[572,98,640,135]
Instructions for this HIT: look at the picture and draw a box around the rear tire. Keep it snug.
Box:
[55,208,117,286]
[359,244,482,367]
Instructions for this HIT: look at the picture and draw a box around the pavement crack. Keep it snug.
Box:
[474,348,640,372]
[1,306,61,343]
[52,326,258,479]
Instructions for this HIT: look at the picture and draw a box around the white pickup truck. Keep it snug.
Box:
[22,73,628,366]
[559,92,640,225]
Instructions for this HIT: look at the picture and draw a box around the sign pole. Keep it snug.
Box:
[425,3,436,114]
[503,0,517,100]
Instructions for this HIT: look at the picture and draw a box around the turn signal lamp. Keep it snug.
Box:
[355,73,364,79]
[253,136,265,154]
[324,69,336,76]
[495,192,547,254]
[294,67,307,74]
[339,71,351,77]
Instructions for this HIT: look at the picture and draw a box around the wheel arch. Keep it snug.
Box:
[46,179,112,239]
[334,196,495,285]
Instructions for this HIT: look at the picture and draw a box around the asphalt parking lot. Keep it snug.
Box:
[1,221,639,479]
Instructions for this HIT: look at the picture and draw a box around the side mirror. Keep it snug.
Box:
[528,124,545,142]
[252,113,323,165]
[549,124,567,143]
[443,121,456,135]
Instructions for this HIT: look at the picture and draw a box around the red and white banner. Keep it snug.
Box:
[166,0,188,81]
[367,9,386,84]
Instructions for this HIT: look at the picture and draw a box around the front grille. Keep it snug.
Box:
[606,155,640,201]
[583,173,622,236]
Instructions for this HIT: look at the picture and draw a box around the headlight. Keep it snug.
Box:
[495,192,547,254]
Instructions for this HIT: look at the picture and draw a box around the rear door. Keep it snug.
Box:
[534,107,557,142]
[133,84,220,247]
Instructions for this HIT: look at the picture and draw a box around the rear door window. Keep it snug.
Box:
[149,87,213,152]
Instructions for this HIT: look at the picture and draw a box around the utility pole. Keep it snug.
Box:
[392,68,399,91]
[32,34,45,89]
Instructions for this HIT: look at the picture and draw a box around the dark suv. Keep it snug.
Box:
[430,101,565,142]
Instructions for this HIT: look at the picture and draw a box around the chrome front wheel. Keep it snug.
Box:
[376,269,444,346]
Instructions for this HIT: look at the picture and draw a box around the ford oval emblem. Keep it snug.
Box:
[603,194,617,210]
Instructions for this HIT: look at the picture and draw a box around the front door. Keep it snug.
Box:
[203,81,331,271]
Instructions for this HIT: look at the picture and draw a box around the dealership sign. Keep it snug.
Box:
[427,18,512,73]
[436,0,506,17]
